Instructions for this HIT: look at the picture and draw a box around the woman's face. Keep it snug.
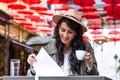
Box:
[59,22,76,46]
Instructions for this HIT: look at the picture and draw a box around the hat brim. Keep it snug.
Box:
[53,15,87,32]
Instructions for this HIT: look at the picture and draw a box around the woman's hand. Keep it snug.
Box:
[27,53,37,66]
[84,52,93,68]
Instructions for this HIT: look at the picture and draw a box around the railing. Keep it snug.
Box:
[2,76,112,80]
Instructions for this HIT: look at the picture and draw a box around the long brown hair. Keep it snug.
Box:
[54,17,85,75]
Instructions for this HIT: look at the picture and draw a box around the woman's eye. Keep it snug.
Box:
[68,31,73,34]
[60,28,65,32]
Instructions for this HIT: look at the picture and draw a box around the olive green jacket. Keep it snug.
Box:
[27,40,99,76]
[43,40,99,75]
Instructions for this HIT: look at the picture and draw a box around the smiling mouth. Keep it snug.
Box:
[62,38,68,41]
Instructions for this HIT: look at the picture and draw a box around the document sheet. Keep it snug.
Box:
[33,47,65,76]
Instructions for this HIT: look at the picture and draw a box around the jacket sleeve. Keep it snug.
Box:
[43,40,56,55]
[26,40,57,76]
[84,41,99,75]
[26,66,36,76]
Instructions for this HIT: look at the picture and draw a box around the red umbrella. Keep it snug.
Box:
[82,12,101,19]
[47,0,68,4]
[36,22,50,27]
[88,19,101,25]
[93,36,107,43]
[108,30,120,35]
[55,4,72,10]
[106,24,120,29]
[30,17,45,22]
[26,27,37,31]
[103,4,120,19]
[19,22,32,28]
[30,5,49,11]
[90,30,102,35]
[73,0,95,7]
[39,27,53,34]
[82,35,90,41]
[0,0,17,3]
[102,0,120,4]
[25,15,45,22]
[17,10,33,15]
[38,10,54,16]
[104,4,120,13]
[8,3,26,10]
[93,35,107,51]
[14,17,27,21]
[88,25,101,30]
[108,37,120,42]
[78,6,97,12]
[107,13,120,20]
[106,16,115,20]
[22,0,41,5]
[40,29,52,33]
[114,13,120,20]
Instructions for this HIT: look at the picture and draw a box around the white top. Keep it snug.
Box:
[60,51,92,76]
[60,51,73,76]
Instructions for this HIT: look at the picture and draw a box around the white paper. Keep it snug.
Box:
[33,47,65,77]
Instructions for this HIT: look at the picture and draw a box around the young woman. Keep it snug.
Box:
[27,9,99,76]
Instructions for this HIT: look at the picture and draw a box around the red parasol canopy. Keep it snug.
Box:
[8,3,26,10]
[106,16,115,21]
[26,27,38,32]
[108,30,120,35]
[47,0,68,4]
[82,12,101,19]
[0,0,17,3]
[88,25,101,30]
[38,10,54,16]
[78,6,97,12]
[40,29,52,33]
[94,36,107,43]
[38,27,53,34]
[107,13,120,20]
[73,0,95,7]
[17,10,33,15]
[103,4,120,19]
[82,35,90,41]
[22,0,41,5]
[30,5,49,11]
[25,15,45,22]
[14,17,27,21]
[108,37,120,42]
[55,4,72,10]
[90,30,102,35]
[104,4,120,13]
[36,22,50,27]
[19,22,32,28]
[102,0,120,4]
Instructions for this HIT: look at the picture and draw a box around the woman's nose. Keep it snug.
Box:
[63,32,68,37]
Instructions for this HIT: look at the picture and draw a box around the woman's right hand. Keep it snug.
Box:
[27,53,37,66]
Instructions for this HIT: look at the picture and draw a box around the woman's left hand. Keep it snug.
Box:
[84,52,93,68]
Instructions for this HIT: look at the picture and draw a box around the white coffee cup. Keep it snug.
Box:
[75,50,86,60]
